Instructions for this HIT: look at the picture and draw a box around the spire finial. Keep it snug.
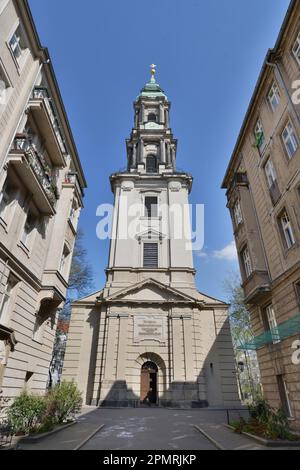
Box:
[150,64,157,83]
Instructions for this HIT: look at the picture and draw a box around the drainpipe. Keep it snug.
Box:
[266,60,300,127]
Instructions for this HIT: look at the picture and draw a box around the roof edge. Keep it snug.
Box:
[221,0,297,189]
[19,0,87,189]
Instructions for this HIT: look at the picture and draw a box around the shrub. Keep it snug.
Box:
[233,397,295,441]
[47,381,82,424]
[6,382,82,435]
[248,397,272,422]
[7,392,47,435]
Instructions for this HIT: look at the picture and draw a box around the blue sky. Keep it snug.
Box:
[29,0,290,301]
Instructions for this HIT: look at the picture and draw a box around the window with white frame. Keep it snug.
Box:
[0,339,8,371]
[0,63,10,107]
[69,199,78,224]
[266,305,280,344]
[268,81,280,111]
[21,211,37,248]
[292,30,300,66]
[0,273,18,326]
[0,179,15,223]
[144,196,158,218]
[242,247,252,278]
[254,119,265,149]
[264,159,277,188]
[282,121,298,159]
[32,314,45,343]
[233,200,243,226]
[277,376,293,418]
[279,210,296,249]
[143,243,158,268]
[9,25,27,64]
[59,244,71,276]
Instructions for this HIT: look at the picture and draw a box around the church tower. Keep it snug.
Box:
[105,64,195,298]
[62,68,240,408]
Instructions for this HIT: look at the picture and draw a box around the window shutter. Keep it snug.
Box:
[143,243,158,268]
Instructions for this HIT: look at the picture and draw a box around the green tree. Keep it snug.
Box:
[59,228,94,321]
[224,272,261,402]
[224,272,254,350]
[49,230,94,387]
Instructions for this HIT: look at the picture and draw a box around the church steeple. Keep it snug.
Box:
[126,66,177,173]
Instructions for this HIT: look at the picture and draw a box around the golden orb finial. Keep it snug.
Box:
[150,64,157,77]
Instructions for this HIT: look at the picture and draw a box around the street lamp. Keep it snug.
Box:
[235,361,245,402]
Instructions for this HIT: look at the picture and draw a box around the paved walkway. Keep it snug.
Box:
[16,408,300,451]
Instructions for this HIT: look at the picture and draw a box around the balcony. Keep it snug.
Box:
[242,270,271,304]
[8,135,59,215]
[64,172,84,197]
[227,172,249,197]
[27,87,67,166]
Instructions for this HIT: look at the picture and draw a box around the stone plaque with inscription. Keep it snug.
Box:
[134,316,167,343]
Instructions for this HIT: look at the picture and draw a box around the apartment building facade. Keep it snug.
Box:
[222,0,300,429]
[0,0,86,405]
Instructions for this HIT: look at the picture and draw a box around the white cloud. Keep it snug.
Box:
[213,241,238,262]
[194,251,208,258]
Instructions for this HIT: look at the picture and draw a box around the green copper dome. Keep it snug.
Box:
[138,74,167,99]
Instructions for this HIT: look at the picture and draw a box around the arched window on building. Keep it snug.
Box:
[148,113,157,122]
[146,155,157,174]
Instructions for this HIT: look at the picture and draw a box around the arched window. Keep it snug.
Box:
[148,113,157,123]
[146,155,157,173]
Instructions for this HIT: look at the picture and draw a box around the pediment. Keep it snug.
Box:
[135,229,165,242]
[72,290,104,305]
[105,279,198,304]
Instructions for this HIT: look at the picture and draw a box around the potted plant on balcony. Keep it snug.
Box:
[51,183,60,200]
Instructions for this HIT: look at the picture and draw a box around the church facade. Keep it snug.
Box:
[62,69,240,408]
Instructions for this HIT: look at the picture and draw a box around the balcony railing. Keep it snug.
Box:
[238,313,300,350]
[12,135,58,207]
[31,87,67,155]
[227,172,249,196]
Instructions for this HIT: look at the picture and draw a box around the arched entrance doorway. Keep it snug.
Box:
[140,361,158,405]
